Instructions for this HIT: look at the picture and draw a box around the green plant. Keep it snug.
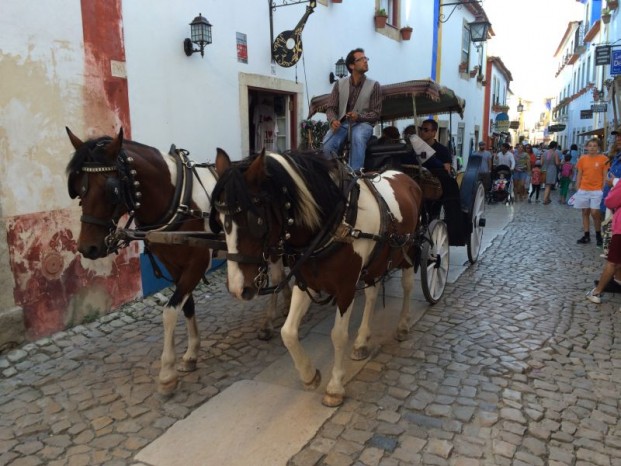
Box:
[375,8,387,16]
[300,119,330,150]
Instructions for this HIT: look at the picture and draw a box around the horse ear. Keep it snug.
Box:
[246,149,267,185]
[66,127,84,150]
[106,128,124,158]
[215,148,232,176]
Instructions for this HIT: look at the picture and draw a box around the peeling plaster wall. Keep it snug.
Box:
[0,0,141,340]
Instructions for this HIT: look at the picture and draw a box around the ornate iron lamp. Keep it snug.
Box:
[184,13,213,57]
[329,58,347,83]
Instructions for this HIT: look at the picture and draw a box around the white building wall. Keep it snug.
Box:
[122,0,436,161]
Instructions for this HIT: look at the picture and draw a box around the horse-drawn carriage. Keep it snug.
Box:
[307,78,487,304]
[65,79,486,406]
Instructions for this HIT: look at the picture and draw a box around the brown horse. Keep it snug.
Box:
[211,149,423,406]
[66,128,291,395]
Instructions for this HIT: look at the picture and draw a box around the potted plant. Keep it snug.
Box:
[374,8,388,28]
[608,0,618,9]
[331,0,343,3]
[469,66,479,78]
[458,62,468,73]
[602,8,612,23]
[400,25,413,40]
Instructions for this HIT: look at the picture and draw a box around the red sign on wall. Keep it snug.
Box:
[237,32,248,64]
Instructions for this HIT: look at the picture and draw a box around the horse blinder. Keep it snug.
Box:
[105,176,123,205]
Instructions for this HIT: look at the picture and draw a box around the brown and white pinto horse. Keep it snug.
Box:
[66,128,290,395]
[211,149,423,406]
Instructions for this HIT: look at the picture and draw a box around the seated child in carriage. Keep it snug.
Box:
[493,173,508,191]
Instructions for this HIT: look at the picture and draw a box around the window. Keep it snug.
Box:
[461,24,471,67]
[379,0,398,26]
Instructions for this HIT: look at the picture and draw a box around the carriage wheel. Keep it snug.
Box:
[420,219,450,304]
[467,181,486,264]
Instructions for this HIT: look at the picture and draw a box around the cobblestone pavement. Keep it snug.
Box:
[1,199,621,466]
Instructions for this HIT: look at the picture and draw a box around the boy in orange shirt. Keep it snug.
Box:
[574,138,609,245]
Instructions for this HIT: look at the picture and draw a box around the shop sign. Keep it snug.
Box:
[580,109,593,119]
[591,103,608,112]
[612,50,621,76]
[595,45,611,66]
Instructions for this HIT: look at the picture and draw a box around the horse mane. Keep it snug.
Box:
[211,151,344,232]
[266,151,344,231]
[66,136,113,175]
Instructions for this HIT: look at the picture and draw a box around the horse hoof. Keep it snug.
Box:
[304,369,321,390]
[257,328,274,341]
[351,346,369,361]
[158,378,178,396]
[178,359,197,373]
[322,392,344,407]
[395,328,409,342]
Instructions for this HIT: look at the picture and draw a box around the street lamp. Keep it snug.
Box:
[183,13,213,57]
[469,19,491,43]
[517,99,524,113]
[469,18,491,80]
[329,58,347,83]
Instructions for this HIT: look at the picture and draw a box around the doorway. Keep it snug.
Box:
[249,90,294,154]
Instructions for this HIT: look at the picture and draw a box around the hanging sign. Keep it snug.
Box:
[591,103,608,112]
[495,112,510,132]
[595,45,611,66]
[612,50,621,76]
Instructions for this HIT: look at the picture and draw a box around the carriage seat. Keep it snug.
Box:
[364,141,416,171]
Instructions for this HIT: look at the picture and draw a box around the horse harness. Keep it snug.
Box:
[69,142,217,255]
[215,164,418,300]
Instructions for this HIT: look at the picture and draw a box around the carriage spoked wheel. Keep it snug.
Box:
[420,219,450,304]
[466,181,486,264]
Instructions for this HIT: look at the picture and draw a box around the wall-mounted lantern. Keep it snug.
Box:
[469,19,491,43]
[184,13,213,57]
[329,58,347,83]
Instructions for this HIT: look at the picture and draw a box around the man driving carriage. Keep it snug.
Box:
[321,47,381,171]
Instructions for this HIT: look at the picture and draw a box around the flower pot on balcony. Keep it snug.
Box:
[400,27,413,40]
[602,13,611,24]
[608,0,618,9]
[374,14,388,28]
[331,0,342,3]
[458,62,468,73]
[469,68,479,78]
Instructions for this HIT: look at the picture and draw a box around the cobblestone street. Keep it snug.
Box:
[1,199,620,466]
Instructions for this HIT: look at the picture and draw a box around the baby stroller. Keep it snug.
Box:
[488,164,513,204]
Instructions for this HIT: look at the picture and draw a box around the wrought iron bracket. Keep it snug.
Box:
[270,0,314,10]
[268,0,316,62]
[439,0,483,24]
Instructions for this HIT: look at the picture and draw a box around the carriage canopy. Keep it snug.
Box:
[307,78,466,121]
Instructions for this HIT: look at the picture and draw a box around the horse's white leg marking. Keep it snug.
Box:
[222,218,245,298]
[280,286,316,385]
[180,314,200,371]
[324,302,353,406]
[396,268,414,341]
[351,285,379,360]
[159,296,189,394]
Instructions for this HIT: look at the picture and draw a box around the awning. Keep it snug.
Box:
[578,127,605,137]
[307,78,466,120]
